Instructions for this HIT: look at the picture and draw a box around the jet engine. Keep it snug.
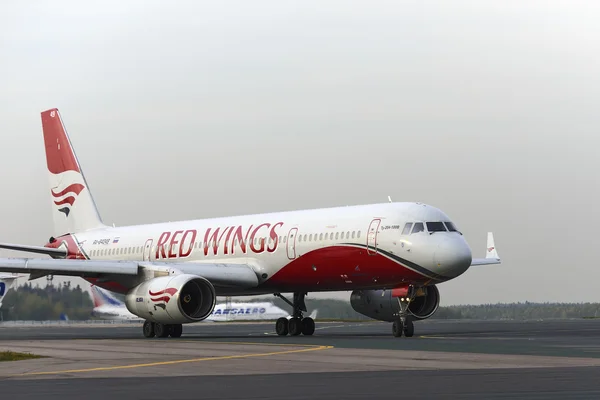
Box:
[350,285,440,322]
[125,274,216,324]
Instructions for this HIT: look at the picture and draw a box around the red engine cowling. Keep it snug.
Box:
[125,274,216,324]
[350,285,440,322]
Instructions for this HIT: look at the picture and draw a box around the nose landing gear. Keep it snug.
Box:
[274,292,315,336]
[392,286,416,338]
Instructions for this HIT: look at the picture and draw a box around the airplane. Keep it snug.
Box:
[90,283,316,322]
[0,274,18,309]
[0,108,500,339]
[89,284,143,321]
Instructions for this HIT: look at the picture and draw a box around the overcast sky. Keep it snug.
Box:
[0,1,598,306]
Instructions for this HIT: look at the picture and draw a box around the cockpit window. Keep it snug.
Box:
[444,221,458,232]
[411,222,425,234]
[401,223,413,235]
[426,222,447,232]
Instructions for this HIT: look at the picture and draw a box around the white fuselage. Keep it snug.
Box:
[47,202,473,296]
[207,302,289,321]
[92,301,289,322]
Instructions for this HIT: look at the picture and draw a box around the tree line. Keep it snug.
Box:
[1,284,600,321]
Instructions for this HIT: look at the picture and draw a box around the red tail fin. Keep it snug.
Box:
[40,108,105,236]
[41,108,81,174]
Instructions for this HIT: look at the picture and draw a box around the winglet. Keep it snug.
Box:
[470,232,501,266]
[486,232,499,260]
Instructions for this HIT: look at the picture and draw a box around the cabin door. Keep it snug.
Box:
[367,219,381,255]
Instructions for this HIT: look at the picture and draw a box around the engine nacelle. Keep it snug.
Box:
[125,274,216,324]
[350,285,440,322]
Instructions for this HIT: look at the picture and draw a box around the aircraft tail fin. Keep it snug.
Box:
[0,274,17,308]
[41,108,106,237]
[308,309,318,320]
[89,284,124,308]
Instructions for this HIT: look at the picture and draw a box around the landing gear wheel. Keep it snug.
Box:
[155,323,170,338]
[170,324,183,338]
[392,320,403,337]
[275,317,289,336]
[301,317,315,336]
[288,317,303,336]
[403,319,414,337]
[143,321,155,338]
[273,292,317,336]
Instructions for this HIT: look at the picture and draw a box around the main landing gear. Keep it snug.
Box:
[274,292,315,336]
[142,320,183,338]
[392,288,415,338]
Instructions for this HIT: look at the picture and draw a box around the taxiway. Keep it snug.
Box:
[0,319,599,399]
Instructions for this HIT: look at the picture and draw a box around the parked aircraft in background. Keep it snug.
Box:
[0,108,500,339]
[89,284,315,322]
[89,284,143,321]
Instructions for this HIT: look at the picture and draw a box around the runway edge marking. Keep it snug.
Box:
[13,344,334,377]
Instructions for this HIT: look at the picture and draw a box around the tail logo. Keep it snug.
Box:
[487,246,495,252]
[51,183,85,217]
[149,288,178,309]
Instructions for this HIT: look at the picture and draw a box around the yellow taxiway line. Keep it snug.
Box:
[15,343,334,377]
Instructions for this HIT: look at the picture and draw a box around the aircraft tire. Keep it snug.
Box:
[170,324,183,338]
[155,322,169,338]
[301,317,315,336]
[143,320,155,338]
[288,317,303,336]
[403,319,414,337]
[275,317,289,336]
[392,320,403,337]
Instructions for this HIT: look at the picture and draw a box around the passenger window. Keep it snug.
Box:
[402,223,413,235]
[411,223,425,234]
[352,231,355,239]
[426,222,447,232]
[335,232,339,240]
[357,231,361,238]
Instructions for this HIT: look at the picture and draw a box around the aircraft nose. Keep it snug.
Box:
[433,236,472,278]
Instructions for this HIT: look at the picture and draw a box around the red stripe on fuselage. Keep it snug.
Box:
[261,245,432,292]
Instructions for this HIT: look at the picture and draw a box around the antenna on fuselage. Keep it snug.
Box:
[388,196,392,203]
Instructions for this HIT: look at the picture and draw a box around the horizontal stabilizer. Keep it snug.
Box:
[470,232,501,266]
[0,243,67,257]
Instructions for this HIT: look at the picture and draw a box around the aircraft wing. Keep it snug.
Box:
[470,232,501,266]
[0,258,259,288]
